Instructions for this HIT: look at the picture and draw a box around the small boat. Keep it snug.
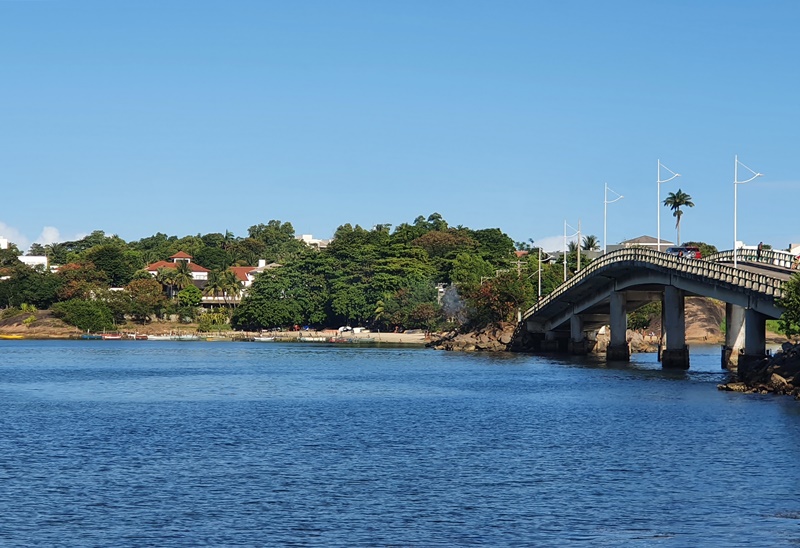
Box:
[298,336,327,342]
[102,333,123,340]
[0,334,24,340]
[175,334,200,341]
[328,336,351,343]
[253,336,276,342]
[80,333,103,340]
[146,335,173,341]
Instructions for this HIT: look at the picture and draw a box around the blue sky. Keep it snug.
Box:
[1,0,798,253]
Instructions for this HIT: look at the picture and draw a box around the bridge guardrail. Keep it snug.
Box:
[706,249,799,270]
[523,248,787,320]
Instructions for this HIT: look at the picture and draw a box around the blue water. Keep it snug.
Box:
[1,341,799,546]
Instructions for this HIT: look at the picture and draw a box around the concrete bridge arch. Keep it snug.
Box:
[517,248,789,369]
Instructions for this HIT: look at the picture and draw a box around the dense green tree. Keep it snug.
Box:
[464,271,535,326]
[56,262,109,300]
[470,228,516,262]
[178,285,203,308]
[126,278,167,323]
[52,299,114,332]
[777,274,800,338]
[451,253,494,291]
[82,244,140,287]
[0,265,63,308]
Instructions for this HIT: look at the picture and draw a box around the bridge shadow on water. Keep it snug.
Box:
[535,345,739,385]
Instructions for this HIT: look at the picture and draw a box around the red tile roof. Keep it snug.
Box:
[146,260,210,273]
[229,266,254,282]
[170,251,193,259]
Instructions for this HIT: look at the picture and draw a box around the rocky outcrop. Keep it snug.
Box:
[429,322,516,352]
[718,342,800,399]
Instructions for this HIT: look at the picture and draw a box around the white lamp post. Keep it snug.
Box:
[563,220,580,282]
[733,155,763,269]
[603,183,624,254]
[657,160,680,252]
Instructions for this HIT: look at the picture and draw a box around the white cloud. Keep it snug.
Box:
[35,226,62,246]
[536,234,576,253]
[0,222,30,252]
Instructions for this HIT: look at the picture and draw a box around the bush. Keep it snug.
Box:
[52,299,114,332]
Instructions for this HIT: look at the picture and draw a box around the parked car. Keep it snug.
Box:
[664,246,701,259]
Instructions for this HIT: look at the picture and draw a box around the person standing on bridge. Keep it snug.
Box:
[757,241,763,260]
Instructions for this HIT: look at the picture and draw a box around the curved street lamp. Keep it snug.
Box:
[733,155,763,269]
[604,183,624,254]
[657,160,680,252]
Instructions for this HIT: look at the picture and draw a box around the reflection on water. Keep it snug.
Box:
[0,340,799,546]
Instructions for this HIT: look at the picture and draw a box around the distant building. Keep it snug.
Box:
[145,251,210,284]
[297,234,331,250]
[605,235,674,254]
[18,256,48,269]
[0,237,7,250]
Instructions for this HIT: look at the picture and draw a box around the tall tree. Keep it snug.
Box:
[582,235,600,251]
[172,261,194,292]
[663,189,695,245]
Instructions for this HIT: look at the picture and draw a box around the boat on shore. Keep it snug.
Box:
[253,336,276,342]
[0,334,24,340]
[298,336,327,342]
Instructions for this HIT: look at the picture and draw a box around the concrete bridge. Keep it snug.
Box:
[516,248,794,369]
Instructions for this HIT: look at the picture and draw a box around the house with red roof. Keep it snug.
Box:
[145,252,210,286]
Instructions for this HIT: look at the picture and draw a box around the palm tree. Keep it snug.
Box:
[172,260,194,292]
[581,235,600,251]
[663,189,695,245]
[203,270,225,306]
[155,267,176,299]
[221,270,243,307]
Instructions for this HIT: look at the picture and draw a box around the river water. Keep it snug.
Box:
[0,340,798,546]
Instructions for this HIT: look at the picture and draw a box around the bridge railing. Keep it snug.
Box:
[523,247,787,320]
[706,249,799,270]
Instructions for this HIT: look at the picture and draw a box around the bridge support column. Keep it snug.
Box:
[541,330,560,352]
[722,303,746,369]
[661,286,689,369]
[740,308,768,368]
[569,314,589,355]
[607,291,629,361]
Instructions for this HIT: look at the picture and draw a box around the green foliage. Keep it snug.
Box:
[126,278,167,323]
[0,266,63,309]
[464,271,535,327]
[178,285,203,307]
[628,302,661,331]
[777,273,800,338]
[663,189,695,244]
[52,299,114,332]
[198,311,230,332]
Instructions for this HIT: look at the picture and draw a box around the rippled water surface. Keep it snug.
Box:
[1,340,799,546]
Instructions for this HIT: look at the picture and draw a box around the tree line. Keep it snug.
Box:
[0,215,575,333]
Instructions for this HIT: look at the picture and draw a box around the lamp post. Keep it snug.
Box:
[538,247,542,299]
[603,183,624,254]
[563,220,580,281]
[657,160,680,252]
[733,155,763,269]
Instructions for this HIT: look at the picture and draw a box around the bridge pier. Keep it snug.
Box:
[607,291,629,361]
[568,314,589,355]
[722,303,746,368]
[661,286,689,369]
[721,305,769,369]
